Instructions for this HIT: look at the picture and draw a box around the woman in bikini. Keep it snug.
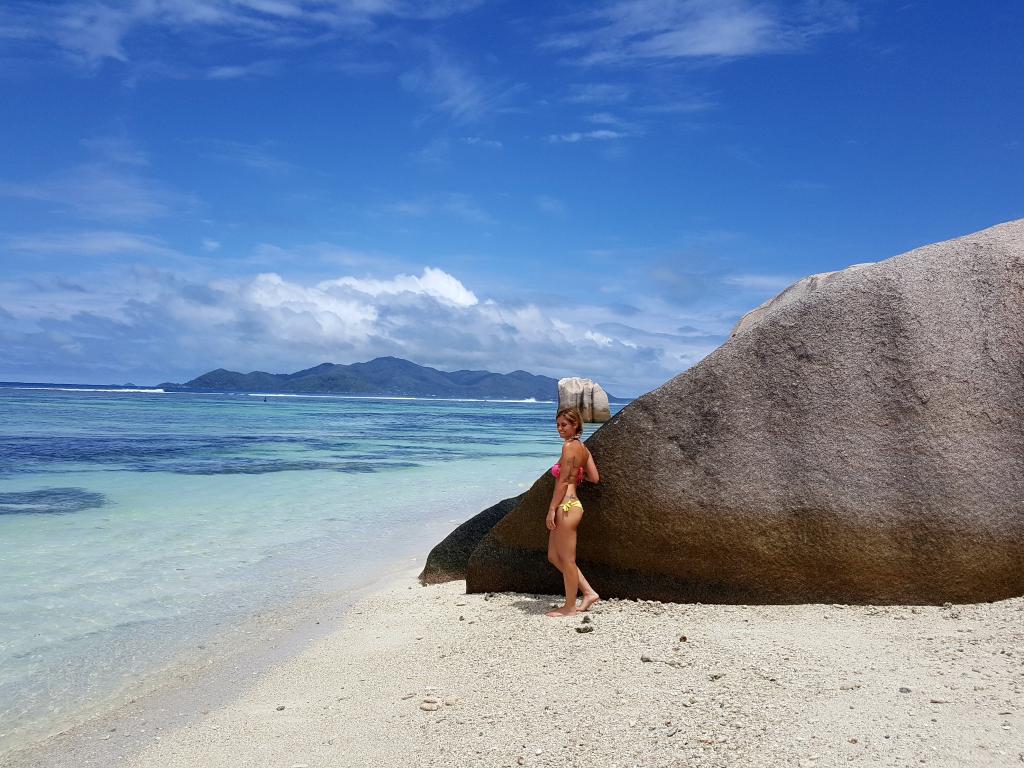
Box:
[546,407,601,618]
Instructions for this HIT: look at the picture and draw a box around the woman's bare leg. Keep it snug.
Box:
[549,559,597,610]
[577,568,600,611]
[547,532,564,573]
[546,506,582,617]
[546,508,598,613]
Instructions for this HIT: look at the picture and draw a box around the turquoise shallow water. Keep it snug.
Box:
[0,386,615,754]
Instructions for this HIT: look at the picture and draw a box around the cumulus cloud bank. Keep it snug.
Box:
[0,264,740,395]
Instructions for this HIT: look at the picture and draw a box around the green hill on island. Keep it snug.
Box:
[161,356,618,401]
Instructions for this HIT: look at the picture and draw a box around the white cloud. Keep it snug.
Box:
[242,242,387,269]
[564,82,631,104]
[547,0,859,66]
[53,2,135,63]
[401,50,487,122]
[584,112,643,133]
[635,95,717,114]
[224,271,381,342]
[320,267,479,308]
[79,136,149,166]
[4,231,180,258]
[461,136,504,149]
[0,163,196,222]
[536,195,566,216]
[400,45,523,123]
[410,137,451,167]
[628,4,782,59]
[547,129,628,143]
[437,194,491,223]
[201,238,221,252]
[4,0,486,68]
[377,193,492,224]
[194,139,298,173]
[779,179,832,191]
[206,60,281,80]
[722,273,796,292]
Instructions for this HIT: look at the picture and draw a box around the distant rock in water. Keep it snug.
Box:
[464,219,1024,605]
[558,377,611,422]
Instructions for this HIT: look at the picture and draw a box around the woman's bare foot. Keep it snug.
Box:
[579,592,600,611]
[545,605,578,618]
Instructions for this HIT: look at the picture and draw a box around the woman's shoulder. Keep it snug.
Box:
[560,440,585,458]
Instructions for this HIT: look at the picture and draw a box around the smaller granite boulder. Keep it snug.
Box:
[419,494,524,584]
[557,377,611,422]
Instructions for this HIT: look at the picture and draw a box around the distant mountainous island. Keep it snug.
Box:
[161,357,624,401]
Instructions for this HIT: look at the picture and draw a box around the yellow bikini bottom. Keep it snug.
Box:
[559,497,583,514]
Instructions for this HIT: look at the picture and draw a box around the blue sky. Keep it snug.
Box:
[1,1,1021,396]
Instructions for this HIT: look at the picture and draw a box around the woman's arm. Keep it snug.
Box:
[584,452,600,484]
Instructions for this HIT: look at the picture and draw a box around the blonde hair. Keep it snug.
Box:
[555,407,584,437]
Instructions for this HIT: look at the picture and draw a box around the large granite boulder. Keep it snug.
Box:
[731,263,874,337]
[467,220,1024,604]
[419,494,524,584]
[558,377,611,422]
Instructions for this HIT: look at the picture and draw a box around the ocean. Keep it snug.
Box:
[0,385,617,755]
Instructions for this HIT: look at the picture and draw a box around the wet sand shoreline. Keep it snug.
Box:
[0,559,423,768]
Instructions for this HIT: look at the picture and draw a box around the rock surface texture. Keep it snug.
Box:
[730,263,875,337]
[557,377,612,422]
[467,220,1024,604]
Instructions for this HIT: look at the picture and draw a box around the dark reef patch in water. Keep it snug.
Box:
[1,434,503,476]
[0,409,556,478]
[149,459,421,475]
[0,435,356,467]
[0,487,107,515]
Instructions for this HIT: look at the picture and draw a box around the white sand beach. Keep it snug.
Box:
[7,570,1023,768]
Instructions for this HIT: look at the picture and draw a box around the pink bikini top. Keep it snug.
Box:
[551,463,585,484]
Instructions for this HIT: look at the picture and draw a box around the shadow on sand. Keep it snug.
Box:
[508,597,561,615]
